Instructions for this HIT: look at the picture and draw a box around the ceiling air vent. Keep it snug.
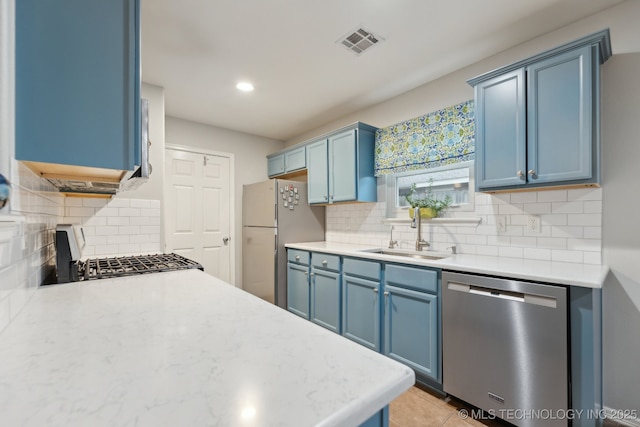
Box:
[337,27,383,55]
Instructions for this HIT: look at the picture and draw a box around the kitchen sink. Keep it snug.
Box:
[364,249,450,260]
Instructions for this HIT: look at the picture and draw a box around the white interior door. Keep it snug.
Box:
[165,148,232,282]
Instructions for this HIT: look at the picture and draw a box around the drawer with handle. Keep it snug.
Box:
[287,249,309,265]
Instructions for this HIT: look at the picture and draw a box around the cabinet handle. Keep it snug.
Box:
[528,169,537,179]
[517,170,524,179]
[324,194,328,200]
[373,288,378,294]
[322,260,328,265]
[383,291,389,297]
[304,271,308,276]
[295,255,300,261]
[309,272,315,277]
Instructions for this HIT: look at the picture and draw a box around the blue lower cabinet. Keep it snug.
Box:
[359,406,389,427]
[342,274,381,352]
[310,268,341,333]
[287,262,310,318]
[383,284,439,382]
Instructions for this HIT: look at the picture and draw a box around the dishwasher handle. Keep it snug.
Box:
[447,281,557,308]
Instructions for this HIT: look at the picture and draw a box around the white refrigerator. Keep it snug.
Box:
[242,179,325,309]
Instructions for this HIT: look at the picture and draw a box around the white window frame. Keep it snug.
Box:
[384,161,476,220]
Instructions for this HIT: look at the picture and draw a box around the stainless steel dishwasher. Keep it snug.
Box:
[442,271,568,427]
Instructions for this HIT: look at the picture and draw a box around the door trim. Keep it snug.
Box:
[165,144,236,285]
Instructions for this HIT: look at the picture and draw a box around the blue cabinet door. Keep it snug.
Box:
[475,69,527,190]
[267,154,285,177]
[342,274,381,352]
[384,285,439,382]
[359,406,389,427]
[284,146,306,173]
[15,0,140,171]
[287,263,310,319]
[527,45,593,184]
[310,268,341,333]
[307,139,329,204]
[329,130,357,203]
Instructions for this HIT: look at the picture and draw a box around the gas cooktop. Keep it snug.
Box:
[78,253,204,281]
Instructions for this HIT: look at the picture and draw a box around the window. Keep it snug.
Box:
[385,161,475,219]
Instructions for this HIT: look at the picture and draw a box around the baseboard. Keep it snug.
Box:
[603,407,640,427]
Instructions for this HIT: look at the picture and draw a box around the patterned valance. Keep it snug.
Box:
[374,100,475,176]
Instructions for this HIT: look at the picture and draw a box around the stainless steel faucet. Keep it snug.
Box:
[388,226,398,249]
[410,209,430,251]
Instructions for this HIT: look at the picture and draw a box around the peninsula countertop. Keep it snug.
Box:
[285,241,609,288]
[0,270,414,426]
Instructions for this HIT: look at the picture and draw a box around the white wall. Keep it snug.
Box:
[286,1,640,146]
[284,0,640,415]
[600,52,640,416]
[165,117,284,286]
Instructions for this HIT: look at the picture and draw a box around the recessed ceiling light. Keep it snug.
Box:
[236,82,254,92]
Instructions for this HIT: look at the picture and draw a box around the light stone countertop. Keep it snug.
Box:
[0,269,414,427]
[285,241,609,289]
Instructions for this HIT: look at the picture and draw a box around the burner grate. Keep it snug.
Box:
[80,253,203,280]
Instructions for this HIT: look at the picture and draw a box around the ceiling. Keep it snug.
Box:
[141,0,623,142]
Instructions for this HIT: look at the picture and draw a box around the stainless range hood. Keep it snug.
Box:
[22,99,151,197]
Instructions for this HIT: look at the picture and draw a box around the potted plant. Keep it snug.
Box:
[405,182,452,219]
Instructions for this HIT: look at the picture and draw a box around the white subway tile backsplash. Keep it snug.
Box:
[584,201,602,214]
[524,248,552,261]
[537,190,568,203]
[476,245,499,256]
[583,227,602,239]
[107,235,130,245]
[119,225,140,235]
[107,198,130,208]
[95,244,120,255]
[552,249,584,263]
[118,243,141,254]
[95,226,119,236]
[1,161,63,334]
[67,207,95,217]
[82,198,108,208]
[130,199,151,208]
[583,252,602,265]
[95,207,119,217]
[568,213,602,227]
[64,198,83,207]
[551,226,584,239]
[499,246,523,258]
[567,238,601,252]
[62,197,161,257]
[523,202,552,214]
[118,208,140,217]
[140,208,160,217]
[107,216,130,226]
[551,201,584,214]
[325,187,602,265]
[567,187,602,201]
[510,192,538,204]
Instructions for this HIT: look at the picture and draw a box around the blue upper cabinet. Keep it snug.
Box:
[15,0,140,171]
[469,30,611,192]
[474,69,526,189]
[307,123,378,205]
[527,46,593,184]
[267,146,306,178]
[306,139,329,203]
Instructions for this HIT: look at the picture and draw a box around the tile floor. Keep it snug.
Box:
[389,386,625,427]
[389,386,507,427]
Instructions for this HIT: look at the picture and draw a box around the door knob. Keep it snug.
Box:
[222,236,230,245]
